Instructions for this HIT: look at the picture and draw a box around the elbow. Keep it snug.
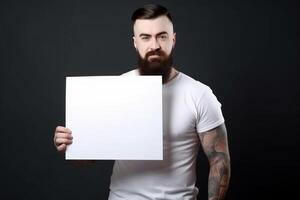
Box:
[209,153,231,177]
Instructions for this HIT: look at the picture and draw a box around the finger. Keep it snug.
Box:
[57,144,67,152]
[55,138,73,146]
[55,126,72,134]
[55,132,73,139]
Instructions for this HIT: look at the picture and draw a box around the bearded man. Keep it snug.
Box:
[54,4,231,200]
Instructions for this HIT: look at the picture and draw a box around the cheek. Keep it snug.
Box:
[136,48,146,58]
[136,45,147,58]
[162,40,174,52]
[162,44,173,54]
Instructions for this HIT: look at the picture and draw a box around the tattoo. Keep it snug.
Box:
[200,124,231,200]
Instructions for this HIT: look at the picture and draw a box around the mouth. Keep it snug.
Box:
[149,54,160,58]
[148,54,162,61]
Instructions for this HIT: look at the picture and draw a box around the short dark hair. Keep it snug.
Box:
[131,4,173,23]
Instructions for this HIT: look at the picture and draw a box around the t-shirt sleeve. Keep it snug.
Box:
[196,86,225,133]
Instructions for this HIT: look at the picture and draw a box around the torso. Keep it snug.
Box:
[108,69,224,200]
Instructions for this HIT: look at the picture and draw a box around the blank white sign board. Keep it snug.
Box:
[65,76,162,160]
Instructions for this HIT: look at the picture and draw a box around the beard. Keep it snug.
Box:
[137,49,173,84]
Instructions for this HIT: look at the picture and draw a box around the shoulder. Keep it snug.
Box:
[178,72,211,99]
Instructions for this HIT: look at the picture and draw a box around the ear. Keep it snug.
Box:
[172,32,176,49]
[133,36,137,49]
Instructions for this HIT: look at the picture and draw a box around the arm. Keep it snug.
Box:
[199,123,231,200]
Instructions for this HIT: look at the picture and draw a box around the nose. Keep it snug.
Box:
[149,38,161,51]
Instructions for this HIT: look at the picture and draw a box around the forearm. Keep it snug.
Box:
[208,155,231,200]
[199,124,231,200]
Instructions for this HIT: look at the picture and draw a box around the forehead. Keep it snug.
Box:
[133,15,174,36]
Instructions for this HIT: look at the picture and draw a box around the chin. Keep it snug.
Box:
[148,61,162,68]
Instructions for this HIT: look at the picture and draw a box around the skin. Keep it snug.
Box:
[199,123,231,200]
[133,15,179,81]
[54,14,231,199]
[53,126,72,152]
[133,15,175,59]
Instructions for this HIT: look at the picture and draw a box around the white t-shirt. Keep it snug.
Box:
[108,69,225,200]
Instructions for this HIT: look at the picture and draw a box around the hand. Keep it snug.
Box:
[53,126,73,152]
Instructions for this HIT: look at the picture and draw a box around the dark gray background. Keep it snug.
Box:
[1,0,299,199]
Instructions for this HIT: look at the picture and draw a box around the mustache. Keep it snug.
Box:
[145,50,166,58]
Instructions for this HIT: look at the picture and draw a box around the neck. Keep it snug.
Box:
[163,67,178,84]
[136,67,179,84]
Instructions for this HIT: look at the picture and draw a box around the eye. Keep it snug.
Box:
[158,34,168,41]
[141,36,150,41]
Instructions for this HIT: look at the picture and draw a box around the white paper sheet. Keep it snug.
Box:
[65,76,162,160]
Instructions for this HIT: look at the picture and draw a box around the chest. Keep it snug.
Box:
[162,89,198,140]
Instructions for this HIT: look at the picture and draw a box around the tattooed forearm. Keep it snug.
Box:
[208,152,230,200]
[200,124,231,200]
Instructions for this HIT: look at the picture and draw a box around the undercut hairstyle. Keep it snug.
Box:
[131,4,173,24]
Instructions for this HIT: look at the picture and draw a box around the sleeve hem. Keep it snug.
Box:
[197,119,225,134]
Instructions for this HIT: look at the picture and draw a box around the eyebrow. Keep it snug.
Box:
[139,31,168,37]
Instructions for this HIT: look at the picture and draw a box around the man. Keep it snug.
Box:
[54,4,231,200]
